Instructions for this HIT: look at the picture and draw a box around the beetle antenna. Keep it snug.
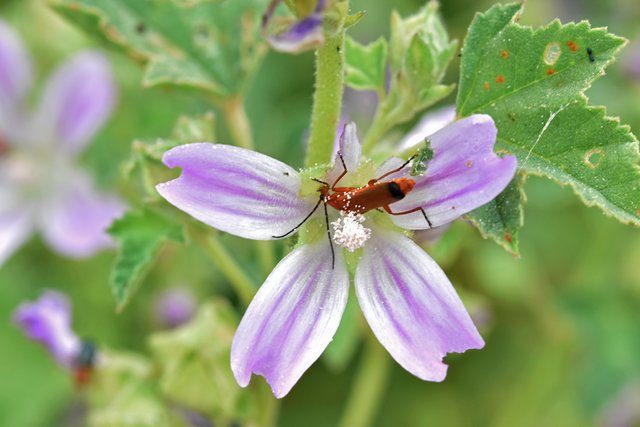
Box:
[272,196,323,238]
[372,155,417,183]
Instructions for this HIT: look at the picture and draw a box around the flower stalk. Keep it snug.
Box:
[338,332,392,427]
[221,96,254,150]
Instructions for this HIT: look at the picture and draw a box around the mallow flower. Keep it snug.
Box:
[13,290,81,368]
[157,115,517,397]
[0,19,124,267]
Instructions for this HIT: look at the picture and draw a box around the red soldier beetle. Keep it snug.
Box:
[274,153,432,268]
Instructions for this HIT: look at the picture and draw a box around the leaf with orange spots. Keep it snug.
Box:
[457,3,639,254]
[51,0,266,99]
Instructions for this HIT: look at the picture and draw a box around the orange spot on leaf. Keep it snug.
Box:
[501,50,509,59]
[546,68,555,75]
[495,75,505,84]
[483,81,490,90]
[503,233,513,244]
[567,40,579,52]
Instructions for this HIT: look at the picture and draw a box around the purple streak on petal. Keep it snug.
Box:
[35,51,115,155]
[39,172,125,258]
[397,105,455,152]
[355,227,483,381]
[13,290,81,368]
[0,19,33,142]
[267,12,324,54]
[157,143,315,240]
[153,288,197,329]
[0,19,33,110]
[387,114,517,229]
[231,241,349,398]
[326,122,362,185]
[0,200,33,266]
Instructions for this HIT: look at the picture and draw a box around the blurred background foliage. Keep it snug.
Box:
[0,0,639,426]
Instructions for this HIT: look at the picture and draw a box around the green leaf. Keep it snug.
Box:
[457,4,639,252]
[464,173,525,256]
[149,300,251,421]
[108,209,186,311]
[344,36,388,92]
[51,0,267,98]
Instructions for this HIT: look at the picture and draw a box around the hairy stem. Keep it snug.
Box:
[305,25,346,167]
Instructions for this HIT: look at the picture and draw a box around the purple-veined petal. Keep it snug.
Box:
[355,227,484,381]
[388,114,517,229]
[13,290,81,368]
[0,19,32,111]
[157,143,316,240]
[38,171,125,258]
[263,0,326,54]
[34,51,115,155]
[231,240,349,398]
[0,19,33,142]
[397,105,455,152]
[326,121,362,184]
[0,207,33,267]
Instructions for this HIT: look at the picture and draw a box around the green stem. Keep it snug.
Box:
[256,240,277,277]
[361,103,390,154]
[256,381,280,427]
[222,96,254,150]
[193,231,256,306]
[337,333,392,427]
[305,25,346,167]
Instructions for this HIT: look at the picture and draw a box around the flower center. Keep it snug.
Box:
[331,211,371,252]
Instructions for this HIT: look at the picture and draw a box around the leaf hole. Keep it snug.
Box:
[583,148,604,169]
[543,42,562,65]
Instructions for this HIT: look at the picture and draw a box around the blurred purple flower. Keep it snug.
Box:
[157,115,516,397]
[623,37,640,80]
[153,288,197,329]
[262,0,326,53]
[0,19,125,267]
[13,290,81,368]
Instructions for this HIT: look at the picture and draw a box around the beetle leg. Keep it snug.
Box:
[331,151,349,190]
[383,205,433,228]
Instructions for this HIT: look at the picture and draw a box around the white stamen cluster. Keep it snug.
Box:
[331,211,371,252]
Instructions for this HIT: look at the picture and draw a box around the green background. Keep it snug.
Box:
[0,0,639,425]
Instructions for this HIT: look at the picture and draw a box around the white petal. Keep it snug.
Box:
[355,227,484,381]
[157,143,316,240]
[231,240,349,398]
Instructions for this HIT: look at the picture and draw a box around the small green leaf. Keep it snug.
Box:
[361,1,457,150]
[149,300,251,421]
[344,36,388,92]
[108,209,186,311]
[52,0,266,98]
[458,3,639,252]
